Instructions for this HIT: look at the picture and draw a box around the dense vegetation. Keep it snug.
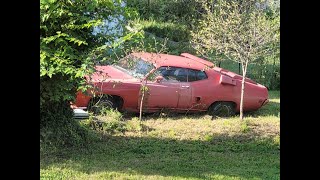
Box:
[40,0,133,147]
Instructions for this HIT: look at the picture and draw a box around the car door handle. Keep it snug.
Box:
[181,85,190,89]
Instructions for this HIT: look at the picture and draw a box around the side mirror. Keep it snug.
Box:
[155,75,164,83]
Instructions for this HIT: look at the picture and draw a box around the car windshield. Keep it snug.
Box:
[114,55,155,78]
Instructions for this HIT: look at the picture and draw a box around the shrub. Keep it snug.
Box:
[240,120,251,133]
[89,109,127,134]
[126,117,143,132]
[40,0,133,146]
[40,101,96,149]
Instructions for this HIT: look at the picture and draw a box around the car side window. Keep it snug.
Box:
[150,67,207,82]
[152,66,188,82]
[187,69,208,82]
[188,69,197,82]
[174,68,188,82]
[197,70,207,80]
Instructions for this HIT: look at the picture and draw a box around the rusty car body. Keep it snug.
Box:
[73,52,269,116]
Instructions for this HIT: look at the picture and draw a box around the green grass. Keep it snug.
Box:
[136,19,190,42]
[40,91,280,180]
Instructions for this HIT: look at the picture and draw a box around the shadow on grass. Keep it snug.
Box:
[247,101,280,117]
[41,133,279,179]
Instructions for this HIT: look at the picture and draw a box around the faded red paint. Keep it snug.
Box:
[73,52,269,113]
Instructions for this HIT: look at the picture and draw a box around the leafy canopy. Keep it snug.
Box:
[191,0,279,65]
[40,0,129,105]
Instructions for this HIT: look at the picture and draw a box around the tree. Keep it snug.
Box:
[40,0,138,145]
[40,0,127,105]
[191,0,279,119]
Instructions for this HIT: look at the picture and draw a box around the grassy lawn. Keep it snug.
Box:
[40,91,280,180]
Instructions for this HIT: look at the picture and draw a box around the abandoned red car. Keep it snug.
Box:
[73,52,268,117]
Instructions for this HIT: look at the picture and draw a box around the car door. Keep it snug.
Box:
[174,68,192,110]
[140,66,181,111]
[143,81,180,110]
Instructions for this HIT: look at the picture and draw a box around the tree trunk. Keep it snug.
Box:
[270,54,276,89]
[239,61,248,120]
[139,86,145,121]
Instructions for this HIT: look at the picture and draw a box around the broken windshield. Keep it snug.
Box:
[114,55,155,78]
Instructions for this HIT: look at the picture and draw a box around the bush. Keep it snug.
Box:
[127,0,201,24]
[126,117,143,132]
[40,101,96,149]
[140,20,190,42]
[89,109,127,134]
[40,0,133,147]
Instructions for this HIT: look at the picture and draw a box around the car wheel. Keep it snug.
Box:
[208,102,235,117]
[88,96,115,115]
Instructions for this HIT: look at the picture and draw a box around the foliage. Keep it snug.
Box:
[94,118,127,134]
[240,120,251,133]
[136,19,190,42]
[191,0,279,64]
[40,100,98,148]
[127,0,201,25]
[88,108,127,134]
[126,117,143,132]
[40,0,141,146]
[191,0,279,118]
[94,27,171,66]
[126,0,199,56]
[40,0,127,105]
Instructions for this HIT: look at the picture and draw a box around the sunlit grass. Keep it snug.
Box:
[40,91,280,180]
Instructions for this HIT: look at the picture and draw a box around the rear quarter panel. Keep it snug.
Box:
[197,70,268,112]
[190,70,238,110]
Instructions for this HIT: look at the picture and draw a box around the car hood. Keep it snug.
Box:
[88,65,137,82]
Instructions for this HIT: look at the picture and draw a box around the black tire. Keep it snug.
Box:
[208,102,235,117]
[88,96,116,115]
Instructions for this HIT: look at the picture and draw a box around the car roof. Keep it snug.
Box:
[130,52,214,71]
